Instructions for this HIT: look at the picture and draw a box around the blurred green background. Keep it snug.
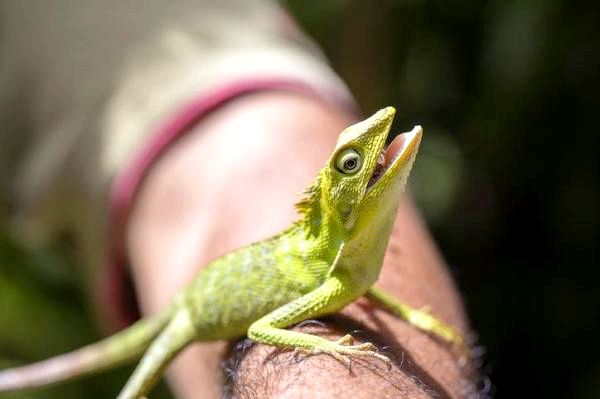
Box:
[287,1,598,397]
[1,1,598,398]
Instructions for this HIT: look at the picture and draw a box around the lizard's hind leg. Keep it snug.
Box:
[117,310,197,399]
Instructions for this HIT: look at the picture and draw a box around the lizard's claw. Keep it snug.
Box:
[294,335,391,370]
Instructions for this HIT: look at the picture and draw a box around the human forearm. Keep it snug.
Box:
[126,93,474,398]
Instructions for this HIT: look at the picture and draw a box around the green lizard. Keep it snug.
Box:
[0,107,465,398]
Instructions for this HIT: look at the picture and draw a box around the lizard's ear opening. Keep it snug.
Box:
[338,200,357,230]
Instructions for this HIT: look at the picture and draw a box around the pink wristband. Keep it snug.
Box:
[101,77,356,330]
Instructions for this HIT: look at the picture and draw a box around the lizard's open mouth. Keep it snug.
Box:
[366,126,423,190]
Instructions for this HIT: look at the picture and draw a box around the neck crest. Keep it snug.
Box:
[294,172,323,238]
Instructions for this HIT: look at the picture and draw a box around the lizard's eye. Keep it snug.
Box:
[335,148,362,174]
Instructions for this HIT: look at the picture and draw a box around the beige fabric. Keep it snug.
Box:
[0,1,353,303]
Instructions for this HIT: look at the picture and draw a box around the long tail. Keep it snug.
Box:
[0,309,172,392]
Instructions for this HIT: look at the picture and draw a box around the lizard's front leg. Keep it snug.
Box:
[247,276,390,367]
[365,287,468,353]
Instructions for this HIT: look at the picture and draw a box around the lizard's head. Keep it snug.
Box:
[296,107,422,236]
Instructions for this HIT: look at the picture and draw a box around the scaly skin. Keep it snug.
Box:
[0,107,466,398]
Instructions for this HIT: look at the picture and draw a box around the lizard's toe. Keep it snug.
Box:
[325,338,391,369]
[292,335,390,369]
[334,334,354,346]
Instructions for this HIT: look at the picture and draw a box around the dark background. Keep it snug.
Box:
[286,1,598,397]
[1,1,598,398]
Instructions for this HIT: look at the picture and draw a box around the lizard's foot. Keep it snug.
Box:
[294,334,391,369]
[410,308,462,344]
[403,307,470,357]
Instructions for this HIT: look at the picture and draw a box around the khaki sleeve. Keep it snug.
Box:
[0,0,355,327]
